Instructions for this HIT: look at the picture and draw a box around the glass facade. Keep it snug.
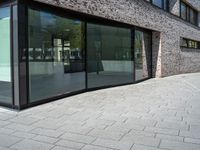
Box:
[87,23,133,88]
[0,7,12,104]
[27,8,152,103]
[28,9,85,102]
[0,1,153,108]
[135,30,152,81]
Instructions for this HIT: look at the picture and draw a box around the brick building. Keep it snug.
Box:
[0,0,200,109]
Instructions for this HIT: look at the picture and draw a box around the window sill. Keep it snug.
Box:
[181,47,200,52]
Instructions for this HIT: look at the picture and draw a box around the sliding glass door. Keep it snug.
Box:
[87,23,134,88]
[28,9,85,102]
[27,7,152,103]
[0,6,12,104]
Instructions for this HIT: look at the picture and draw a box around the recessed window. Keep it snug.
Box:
[180,38,200,49]
[180,2,187,20]
[180,1,198,25]
[190,9,198,25]
[151,0,169,11]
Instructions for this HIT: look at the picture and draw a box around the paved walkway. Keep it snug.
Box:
[0,73,200,150]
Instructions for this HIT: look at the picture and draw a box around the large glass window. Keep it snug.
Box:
[0,7,12,104]
[28,9,85,102]
[135,30,152,81]
[152,0,169,11]
[180,1,198,25]
[87,23,133,88]
[27,8,153,103]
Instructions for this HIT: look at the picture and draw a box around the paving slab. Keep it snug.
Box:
[0,73,199,150]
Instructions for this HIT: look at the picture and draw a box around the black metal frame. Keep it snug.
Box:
[0,0,18,109]
[85,22,88,90]
[0,0,153,110]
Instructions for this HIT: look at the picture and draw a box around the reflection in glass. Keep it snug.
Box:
[28,9,85,102]
[180,1,198,25]
[135,30,152,81]
[181,2,187,20]
[87,23,133,88]
[163,0,168,10]
[180,38,188,47]
[152,0,162,8]
[190,9,197,25]
[0,7,12,104]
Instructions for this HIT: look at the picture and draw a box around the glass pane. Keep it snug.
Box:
[188,40,197,48]
[0,7,12,104]
[190,9,197,25]
[198,43,200,49]
[152,0,162,8]
[194,41,198,48]
[187,7,190,21]
[188,40,192,47]
[87,23,133,88]
[28,9,85,102]
[135,30,152,81]
[188,40,198,49]
[163,0,168,10]
[181,2,187,20]
[180,38,188,47]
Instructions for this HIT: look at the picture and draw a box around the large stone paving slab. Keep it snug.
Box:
[0,73,200,150]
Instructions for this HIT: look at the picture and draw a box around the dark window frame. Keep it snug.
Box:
[180,1,198,26]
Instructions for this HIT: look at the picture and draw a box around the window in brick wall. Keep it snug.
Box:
[180,38,200,49]
[151,0,169,11]
[180,1,198,26]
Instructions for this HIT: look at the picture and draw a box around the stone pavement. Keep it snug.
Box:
[0,73,200,150]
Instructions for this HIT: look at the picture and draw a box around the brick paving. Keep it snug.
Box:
[0,73,200,150]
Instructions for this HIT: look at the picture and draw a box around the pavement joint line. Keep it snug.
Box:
[183,79,200,92]
[0,73,200,150]
[7,137,24,149]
